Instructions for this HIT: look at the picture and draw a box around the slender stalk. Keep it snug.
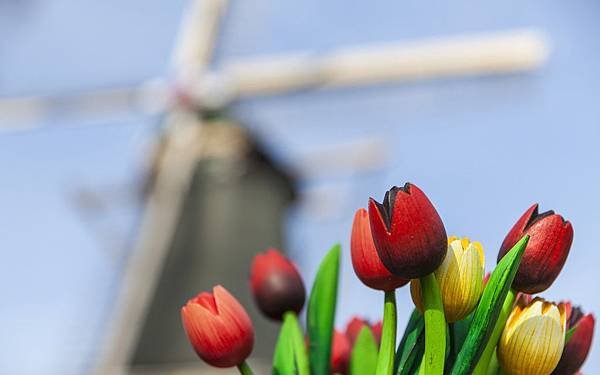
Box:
[472,289,517,375]
[237,361,254,375]
[418,272,446,375]
[375,290,397,375]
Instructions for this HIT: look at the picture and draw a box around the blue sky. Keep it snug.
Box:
[1,0,599,373]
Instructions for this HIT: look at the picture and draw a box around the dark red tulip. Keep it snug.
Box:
[250,248,306,321]
[331,329,351,374]
[368,183,447,279]
[498,204,573,294]
[351,208,409,291]
[181,285,254,368]
[345,316,371,346]
[552,303,595,375]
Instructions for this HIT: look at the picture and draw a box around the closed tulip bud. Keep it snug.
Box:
[552,303,595,375]
[250,248,306,321]
[498,297,567,375]
[410,236,485,322]
[181,285,254,368]
[331,329,351,374]
[368,183,447,279]
[351,208,409,291]
[498,204,573,294]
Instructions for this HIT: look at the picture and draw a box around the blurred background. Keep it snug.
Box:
[1,0,599,374]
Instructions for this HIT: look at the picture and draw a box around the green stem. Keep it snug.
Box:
[472,289,517,375]
[237,361,254,375]
[375,290,397,375]
[418,272,446,375]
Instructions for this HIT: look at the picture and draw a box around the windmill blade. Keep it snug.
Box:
[0,29,547,133]
[192,28,548,103]
[0,79,170,132]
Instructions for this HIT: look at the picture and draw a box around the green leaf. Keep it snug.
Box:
[307,244,341,375]
[450,235,529,375]
[394,310,425,375]
[452,311,475,351]
[350,327,379,375]
[565,325,577,343]
[273,312,309,375]
[472,289,517,375]
[418,272,446,375]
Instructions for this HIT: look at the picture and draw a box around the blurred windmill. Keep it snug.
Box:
[0,0,550,373]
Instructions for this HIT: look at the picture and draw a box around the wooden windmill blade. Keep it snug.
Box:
[0,29,548,132]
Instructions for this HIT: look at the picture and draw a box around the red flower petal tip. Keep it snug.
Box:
[181,285,254,368]
[351,208,409,291]
[368,183,447,279]
[498,204,574,294]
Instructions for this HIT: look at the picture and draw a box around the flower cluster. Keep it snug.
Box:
[180,182,594,375]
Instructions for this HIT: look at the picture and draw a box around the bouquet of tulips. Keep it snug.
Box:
[181,183,594,375]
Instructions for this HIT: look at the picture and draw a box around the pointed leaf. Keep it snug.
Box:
[273,313,309,375]
[350,327,378,375]
[394,310,425,375]
[450,235,529,375]
[307,244,341,375]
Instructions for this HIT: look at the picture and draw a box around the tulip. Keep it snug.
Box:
[411,236,485,322]
[181,285,254,368]
[498,204,573,294]
[552,303,595,375]
[250,248,306,321]
[331,329,351,374]
[351,208,409,291]
[368,183,447,279]
[498,297,567,375]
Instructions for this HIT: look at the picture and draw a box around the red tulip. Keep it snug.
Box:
[181,285,254,368]
[552,303,595,375]
[498,204,573,293]
[250,248,306,321]
[372,320,383,345]
[345,316,371,346]
[351,208,409,291]
[331,329,351,374]
[368,183,447,279]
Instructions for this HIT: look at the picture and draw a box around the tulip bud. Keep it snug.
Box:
[331,329,351,374]
[498,297,567,375]
[181,285,254,368]
[410,236,485,322]
[498,204,573,294]
[552,303,595,375]
[351,208,409,291]
[250,248,306,321]
[368,183,447,279]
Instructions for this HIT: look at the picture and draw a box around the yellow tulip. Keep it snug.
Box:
[498,297,567,375]
[411,236,485,322]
